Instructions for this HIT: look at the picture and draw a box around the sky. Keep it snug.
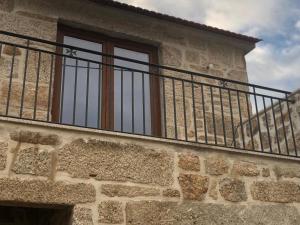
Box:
[116,0,300,92]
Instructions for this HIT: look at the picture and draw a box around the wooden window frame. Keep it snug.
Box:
[52,25,161,136]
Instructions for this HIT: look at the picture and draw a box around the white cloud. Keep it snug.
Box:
[296,20,300,29]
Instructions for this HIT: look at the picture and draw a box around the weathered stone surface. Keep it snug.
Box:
[185,50,200,64]
[209,179,218,200]
[274,166,300,178]
[251,181,300,203]
[232,161,259,176]
[58,139,174,186]
[2,45,22,56]
[178,153,200,171]
[0,178,96,204]
[0,142,7,170]
[10,130,60,145]
[219,178,247,202]
[162,189,180,198]
[72,207,94,225]
[262,167,270,177]
[126,201,300,225]
[12,147,52,176]
[98,201,123,224]
[101,184,160,197]
[205,157,229,175]
[178,174,209,200]
[161,45,182,67]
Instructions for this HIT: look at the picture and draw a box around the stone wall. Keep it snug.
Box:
[236,90,300,155]
[0,0,255,144]
[0,118,300,224]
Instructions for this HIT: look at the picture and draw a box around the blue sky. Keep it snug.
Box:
[117,0,300,92]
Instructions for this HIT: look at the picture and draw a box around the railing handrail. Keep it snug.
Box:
[0,30,291,95]
[0,38,292,102]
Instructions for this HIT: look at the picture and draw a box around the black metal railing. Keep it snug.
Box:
[0,30,298,158]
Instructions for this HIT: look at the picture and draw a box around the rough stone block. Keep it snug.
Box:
[98,201,123,224]
[178,174,209,201]
[0,178,96,204]
[205,157,229,175]
[126,201,300,225]
[232,161,259,176]
[101,184,160,197]
[58,139,174,186]
[12,147,52,176]
[162,188,180,198]
[72,207,94,225]
[0,142,7,170]
[161,45,182,67]
[10,130,60,145]
[251,181,300,203]
[274,166,300,178]
[262,168,270,177]
[178,153,200,171]
[219,178,247,202]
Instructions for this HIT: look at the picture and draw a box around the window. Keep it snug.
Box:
[52,25,161,136]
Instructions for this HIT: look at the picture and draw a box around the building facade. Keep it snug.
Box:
[0,0,299,224]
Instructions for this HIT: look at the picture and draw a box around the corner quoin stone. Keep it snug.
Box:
[0,178,96,204]
[58,139,174,186]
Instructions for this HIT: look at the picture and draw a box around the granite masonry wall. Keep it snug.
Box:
[0,118,300,224]
[0,0,255,145]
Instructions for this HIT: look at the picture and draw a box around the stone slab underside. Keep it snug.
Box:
[126,201,300,225]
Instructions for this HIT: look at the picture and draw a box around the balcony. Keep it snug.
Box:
[0,30,299,159]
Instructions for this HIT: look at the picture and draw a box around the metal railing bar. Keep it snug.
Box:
[286,93,298,156]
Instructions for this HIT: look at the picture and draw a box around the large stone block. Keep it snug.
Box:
[205,156,229,175]
[101,184,160,197]
[12,147,52,177]
[0,142,7,170]
[251,181,300,203]
[231,161,259,176]
[219,178,247,202]
[72,207,94,225]
[178,174,209,201]
[177,153,200,171]
[98,201,123,224]
[0,178,96,204]
[273,166,300,178]
[126,201,300,225]
[10,130,60,145]
[58,139,174,186]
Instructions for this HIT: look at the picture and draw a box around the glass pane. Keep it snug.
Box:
[114,47,151,135]
[61,36,102,128]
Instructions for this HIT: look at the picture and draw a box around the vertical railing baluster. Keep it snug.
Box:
[59,56,66,124]
[210,86,217,144]
[47,54,54,122]
[142,72,146,135]
[201,84,207,144]
[253,87,263,151]
[219,88,226,146]
[85,61,90,127]
[72,59,78,125]
[172,79,178,140]
[191,75,198,142]
[182,80,188,141]
[20,40,30,118]
[228,90,236,147]
[131,71,135,133]
[120,69,124,132]
[271,98,281,154]
[237,91,245,149]
[279,99,289,155]
[246,93,254,150]
[33,51,41,120]
[97,64,102,129]
[5,45,16,116]
[262,97,272,153]
[286,94,297,156]
[162,77,167,138]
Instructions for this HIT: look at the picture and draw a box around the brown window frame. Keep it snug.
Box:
[52,25,161,136]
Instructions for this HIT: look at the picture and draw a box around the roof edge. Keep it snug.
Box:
[89,0,261,43]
